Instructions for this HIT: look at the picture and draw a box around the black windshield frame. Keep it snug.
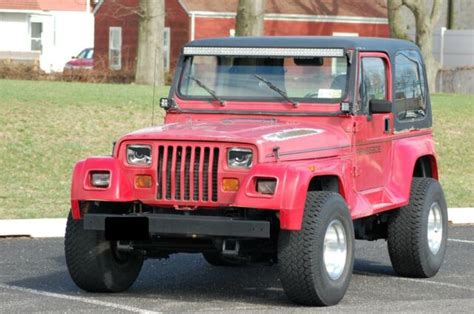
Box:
[176,55,350,104]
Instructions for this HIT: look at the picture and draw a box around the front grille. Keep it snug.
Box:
[157,144,219,202]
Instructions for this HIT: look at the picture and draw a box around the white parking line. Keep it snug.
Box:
[395,277,474,292]
[356,272,474,292]
[448,238,474,244]
[0,284,161,314]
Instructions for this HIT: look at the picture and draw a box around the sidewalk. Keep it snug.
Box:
[0,208,472,238]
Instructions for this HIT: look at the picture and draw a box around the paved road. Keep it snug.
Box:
[0,226,473,313]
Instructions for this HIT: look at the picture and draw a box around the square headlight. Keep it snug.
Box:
[127,144,152,166]
[227,148,253,169]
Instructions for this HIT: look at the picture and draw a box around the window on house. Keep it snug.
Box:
[109,27,122,70]
[163,27,170,72]
[359,57,387,112]
[31,22,42,52]
[394,51,426,121]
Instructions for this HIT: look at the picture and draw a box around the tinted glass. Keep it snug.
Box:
[394,51,426,120]
[179,55,348,103]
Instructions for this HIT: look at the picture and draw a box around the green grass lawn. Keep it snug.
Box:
[431,93,474,208]
[0,80,168,218]
[0,79,472,219]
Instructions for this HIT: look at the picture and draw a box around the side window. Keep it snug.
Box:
[394,51,426,120]
[359,57,387,112]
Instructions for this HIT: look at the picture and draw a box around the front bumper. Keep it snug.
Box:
[83,213,270,239]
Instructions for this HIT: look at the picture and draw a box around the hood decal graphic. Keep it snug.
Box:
[262,128,323,141]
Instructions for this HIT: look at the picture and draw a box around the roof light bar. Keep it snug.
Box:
[183,47,344,57]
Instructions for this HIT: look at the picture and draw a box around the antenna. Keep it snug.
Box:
[151,46,158,126]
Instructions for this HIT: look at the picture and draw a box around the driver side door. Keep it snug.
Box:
[353,52,393,204]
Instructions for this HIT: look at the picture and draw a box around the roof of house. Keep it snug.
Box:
[185,36,418,54]
[0,0,87,12]
[180,0,387,18]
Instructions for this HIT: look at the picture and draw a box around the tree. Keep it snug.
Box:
[135,0,164,85]
[387,0,443,92]
[235,0,266,36]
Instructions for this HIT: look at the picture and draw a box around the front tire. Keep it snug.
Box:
[64,212,144,292]
[278,192,354,306]
[387,178,448,278]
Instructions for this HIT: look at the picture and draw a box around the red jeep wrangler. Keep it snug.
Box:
[65,37,447,306]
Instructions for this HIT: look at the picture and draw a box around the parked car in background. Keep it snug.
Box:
[63,48,93,73]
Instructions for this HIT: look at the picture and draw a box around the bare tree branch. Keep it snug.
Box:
[430,0,443,24]
[105,0,144,19]
[401,0,421,12]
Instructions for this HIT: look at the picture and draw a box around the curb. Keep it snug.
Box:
[0,208,472,238]
[0,218,66,238]
[447,208,474,225]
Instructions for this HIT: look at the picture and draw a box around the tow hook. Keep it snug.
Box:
[116,241,134,252]
[222,239,240,256]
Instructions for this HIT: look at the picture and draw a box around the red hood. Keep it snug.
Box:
[119,119,351,162]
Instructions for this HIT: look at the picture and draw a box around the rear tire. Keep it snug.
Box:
[387,178,448,277]
[278,191,354,306]
[64,212,144,292]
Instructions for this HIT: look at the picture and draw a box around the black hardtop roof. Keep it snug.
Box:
[185,36,419,54]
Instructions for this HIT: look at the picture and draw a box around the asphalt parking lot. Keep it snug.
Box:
[0,225,473,313]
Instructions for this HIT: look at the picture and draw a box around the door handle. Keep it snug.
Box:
[384,117,390,133]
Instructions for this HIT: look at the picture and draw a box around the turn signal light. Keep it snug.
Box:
[135,175,152,188]
[222,178,239,192]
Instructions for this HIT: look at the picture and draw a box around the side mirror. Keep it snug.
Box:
[369,99,392,114]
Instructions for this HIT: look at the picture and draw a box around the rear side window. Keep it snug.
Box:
[394,51,426,120]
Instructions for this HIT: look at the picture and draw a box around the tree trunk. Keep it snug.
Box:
[135,0,164,85]
[387,0,410,40]
[387,0,443,92]
[404,0,442,92]
[235,0,266,36]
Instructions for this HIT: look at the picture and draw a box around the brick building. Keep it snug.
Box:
[93,0,389,74]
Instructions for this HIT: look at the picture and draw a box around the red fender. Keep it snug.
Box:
[70,157,134,219]
[233,159,351,230]
[385,134,438,206]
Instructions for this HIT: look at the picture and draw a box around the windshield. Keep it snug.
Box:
[77,48,93,59]
[178,55,348,103]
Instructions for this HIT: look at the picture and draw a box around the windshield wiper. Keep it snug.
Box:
[254,74,298,108]
[187,75,225,106]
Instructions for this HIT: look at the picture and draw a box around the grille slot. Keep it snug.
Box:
[157,144,219,202]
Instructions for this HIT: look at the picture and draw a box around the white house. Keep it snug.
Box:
[0,0,94,73]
